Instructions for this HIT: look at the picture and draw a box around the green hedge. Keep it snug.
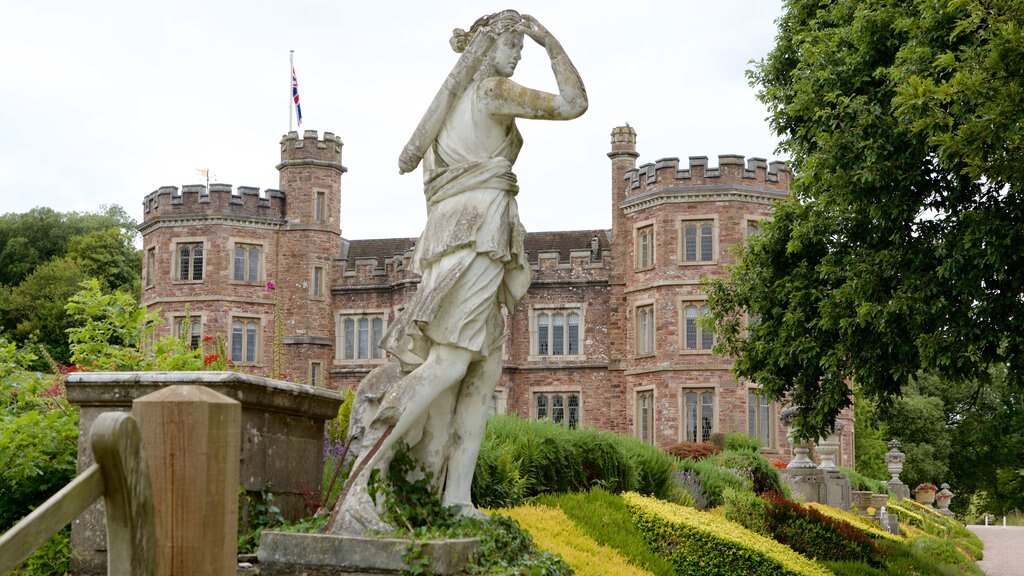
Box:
[624,492,834,576]
[536,488,675,576]
[839,467,890,495]
[473,416,674,508]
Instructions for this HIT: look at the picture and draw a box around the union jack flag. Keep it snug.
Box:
[291,65,303,127]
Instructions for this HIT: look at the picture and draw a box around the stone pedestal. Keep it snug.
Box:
[781,468,851,511]
[884,439,909,500]
[886,479,910,500]
[258,531,479,575]
[66,371,345,576]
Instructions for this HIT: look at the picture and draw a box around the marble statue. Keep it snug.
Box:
[327,10,587,536]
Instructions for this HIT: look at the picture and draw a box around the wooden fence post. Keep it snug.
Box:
[133,385,241,576]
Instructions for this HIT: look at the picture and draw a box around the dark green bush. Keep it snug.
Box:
[473,415,674,507]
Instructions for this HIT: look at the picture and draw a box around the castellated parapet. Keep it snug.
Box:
[625,154,791,195]
[141,184,286,224]
[277,130,346,173]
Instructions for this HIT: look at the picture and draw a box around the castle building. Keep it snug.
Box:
[138,126,854,466]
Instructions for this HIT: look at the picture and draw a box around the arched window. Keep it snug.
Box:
[681,220,715,263]
[338,313,387,361]
[682,390,715,443]
[177,243,203,281]
[534,392,580,428]
[233,245,263,283]
[683,304,715,352]
[230,318,260,363]
[533,309,582,357]
[636,225,654,269]
[636,305,654,356]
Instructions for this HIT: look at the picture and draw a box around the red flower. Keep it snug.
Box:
[203,354,220,365]
[11,391,17,398]
[265,281,276,291]
[202,335,214,343]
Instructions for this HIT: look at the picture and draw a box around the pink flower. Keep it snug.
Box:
[265,281,276,291]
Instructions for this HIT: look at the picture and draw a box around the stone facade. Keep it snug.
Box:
[138,126,855,467]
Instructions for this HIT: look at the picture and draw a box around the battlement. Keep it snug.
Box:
[624,155,791,195]
[141,184,286,222]
[277,130,346,172]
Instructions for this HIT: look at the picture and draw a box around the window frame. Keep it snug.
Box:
[173,315,202,349]
[145,247,156,289]
[231,242,264,284]
[309,360,324,387]
[677,216,718,265]
[314,190,326,223]
[634,302,656,358]
[634,221,656,271]
[173,239,206,283]
[679,387,716,443]
[747,387,777,450]
[335,310,388,364]
[679,300,715,354]
[229,316,262,365]
[636,387,656,445]
[528,304,585,360]
[744,214,770,240]
[311,265,325,298]
[532,389,581,429]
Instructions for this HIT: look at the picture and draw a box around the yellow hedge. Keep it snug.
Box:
[805,502,903,542]
[624,492,834,576]
[498,504,655,576]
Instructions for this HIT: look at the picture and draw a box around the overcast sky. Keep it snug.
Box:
[1,0,787,239]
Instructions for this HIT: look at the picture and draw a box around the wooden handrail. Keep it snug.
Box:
[0,412,155,575]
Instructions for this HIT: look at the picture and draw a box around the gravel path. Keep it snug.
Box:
[968,525,1024,576]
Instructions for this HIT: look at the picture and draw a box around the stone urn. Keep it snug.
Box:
[816,420,844,472]
[936,483,954,516]
[885,439,906,484]
[851,491,873,515]
[870,493,889,514]
[914,485,937,505]
[781,406,817,469]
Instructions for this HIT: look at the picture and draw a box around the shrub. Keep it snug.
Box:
[840,467,891,495]
[499,504,655,576]
[664,441,721,461]
[473,416,675,507]
[708,449,789,496]
[676,456,749,508]
[670,468,709,509]
[762,492,881,566]
[723,488,770,536]
[725,433,762,452]
[910,536,984,575]
[623,492,833,576]
[536,488,675,576]
[874,538,977,576]
[820,560,888,576]
[468,514,572,575]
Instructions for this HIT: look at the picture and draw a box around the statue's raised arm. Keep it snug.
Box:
[398,11,587,174]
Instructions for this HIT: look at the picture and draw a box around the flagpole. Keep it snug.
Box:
[289,50,294,133]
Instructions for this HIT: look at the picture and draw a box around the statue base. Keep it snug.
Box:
[258,531,479,575]
[781,467,851,511]
[886,479,910,500]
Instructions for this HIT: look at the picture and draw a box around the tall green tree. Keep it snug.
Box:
[707,0,1024,437]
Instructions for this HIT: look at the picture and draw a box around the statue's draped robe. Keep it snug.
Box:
[382,80,530,366]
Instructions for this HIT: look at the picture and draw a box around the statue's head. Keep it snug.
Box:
[451,10,525,79]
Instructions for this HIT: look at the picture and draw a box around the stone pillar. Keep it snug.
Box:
[816,421,844,472]
[884,439,910,499]
[134,386,241,576]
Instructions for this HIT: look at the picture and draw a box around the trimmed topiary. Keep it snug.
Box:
[762,491,882,566]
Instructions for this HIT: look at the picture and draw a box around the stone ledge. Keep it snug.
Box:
[66,371,343,420]
[258,531,479,575]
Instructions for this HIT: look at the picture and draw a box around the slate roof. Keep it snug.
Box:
[342,229,611,265]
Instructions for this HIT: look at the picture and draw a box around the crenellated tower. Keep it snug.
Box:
[274,130,346,385]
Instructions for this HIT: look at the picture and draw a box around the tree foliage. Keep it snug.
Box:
[0,206,139,363]
[707,0,1024,437]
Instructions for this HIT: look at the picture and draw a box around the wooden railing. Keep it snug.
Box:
[0,412,156,575]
